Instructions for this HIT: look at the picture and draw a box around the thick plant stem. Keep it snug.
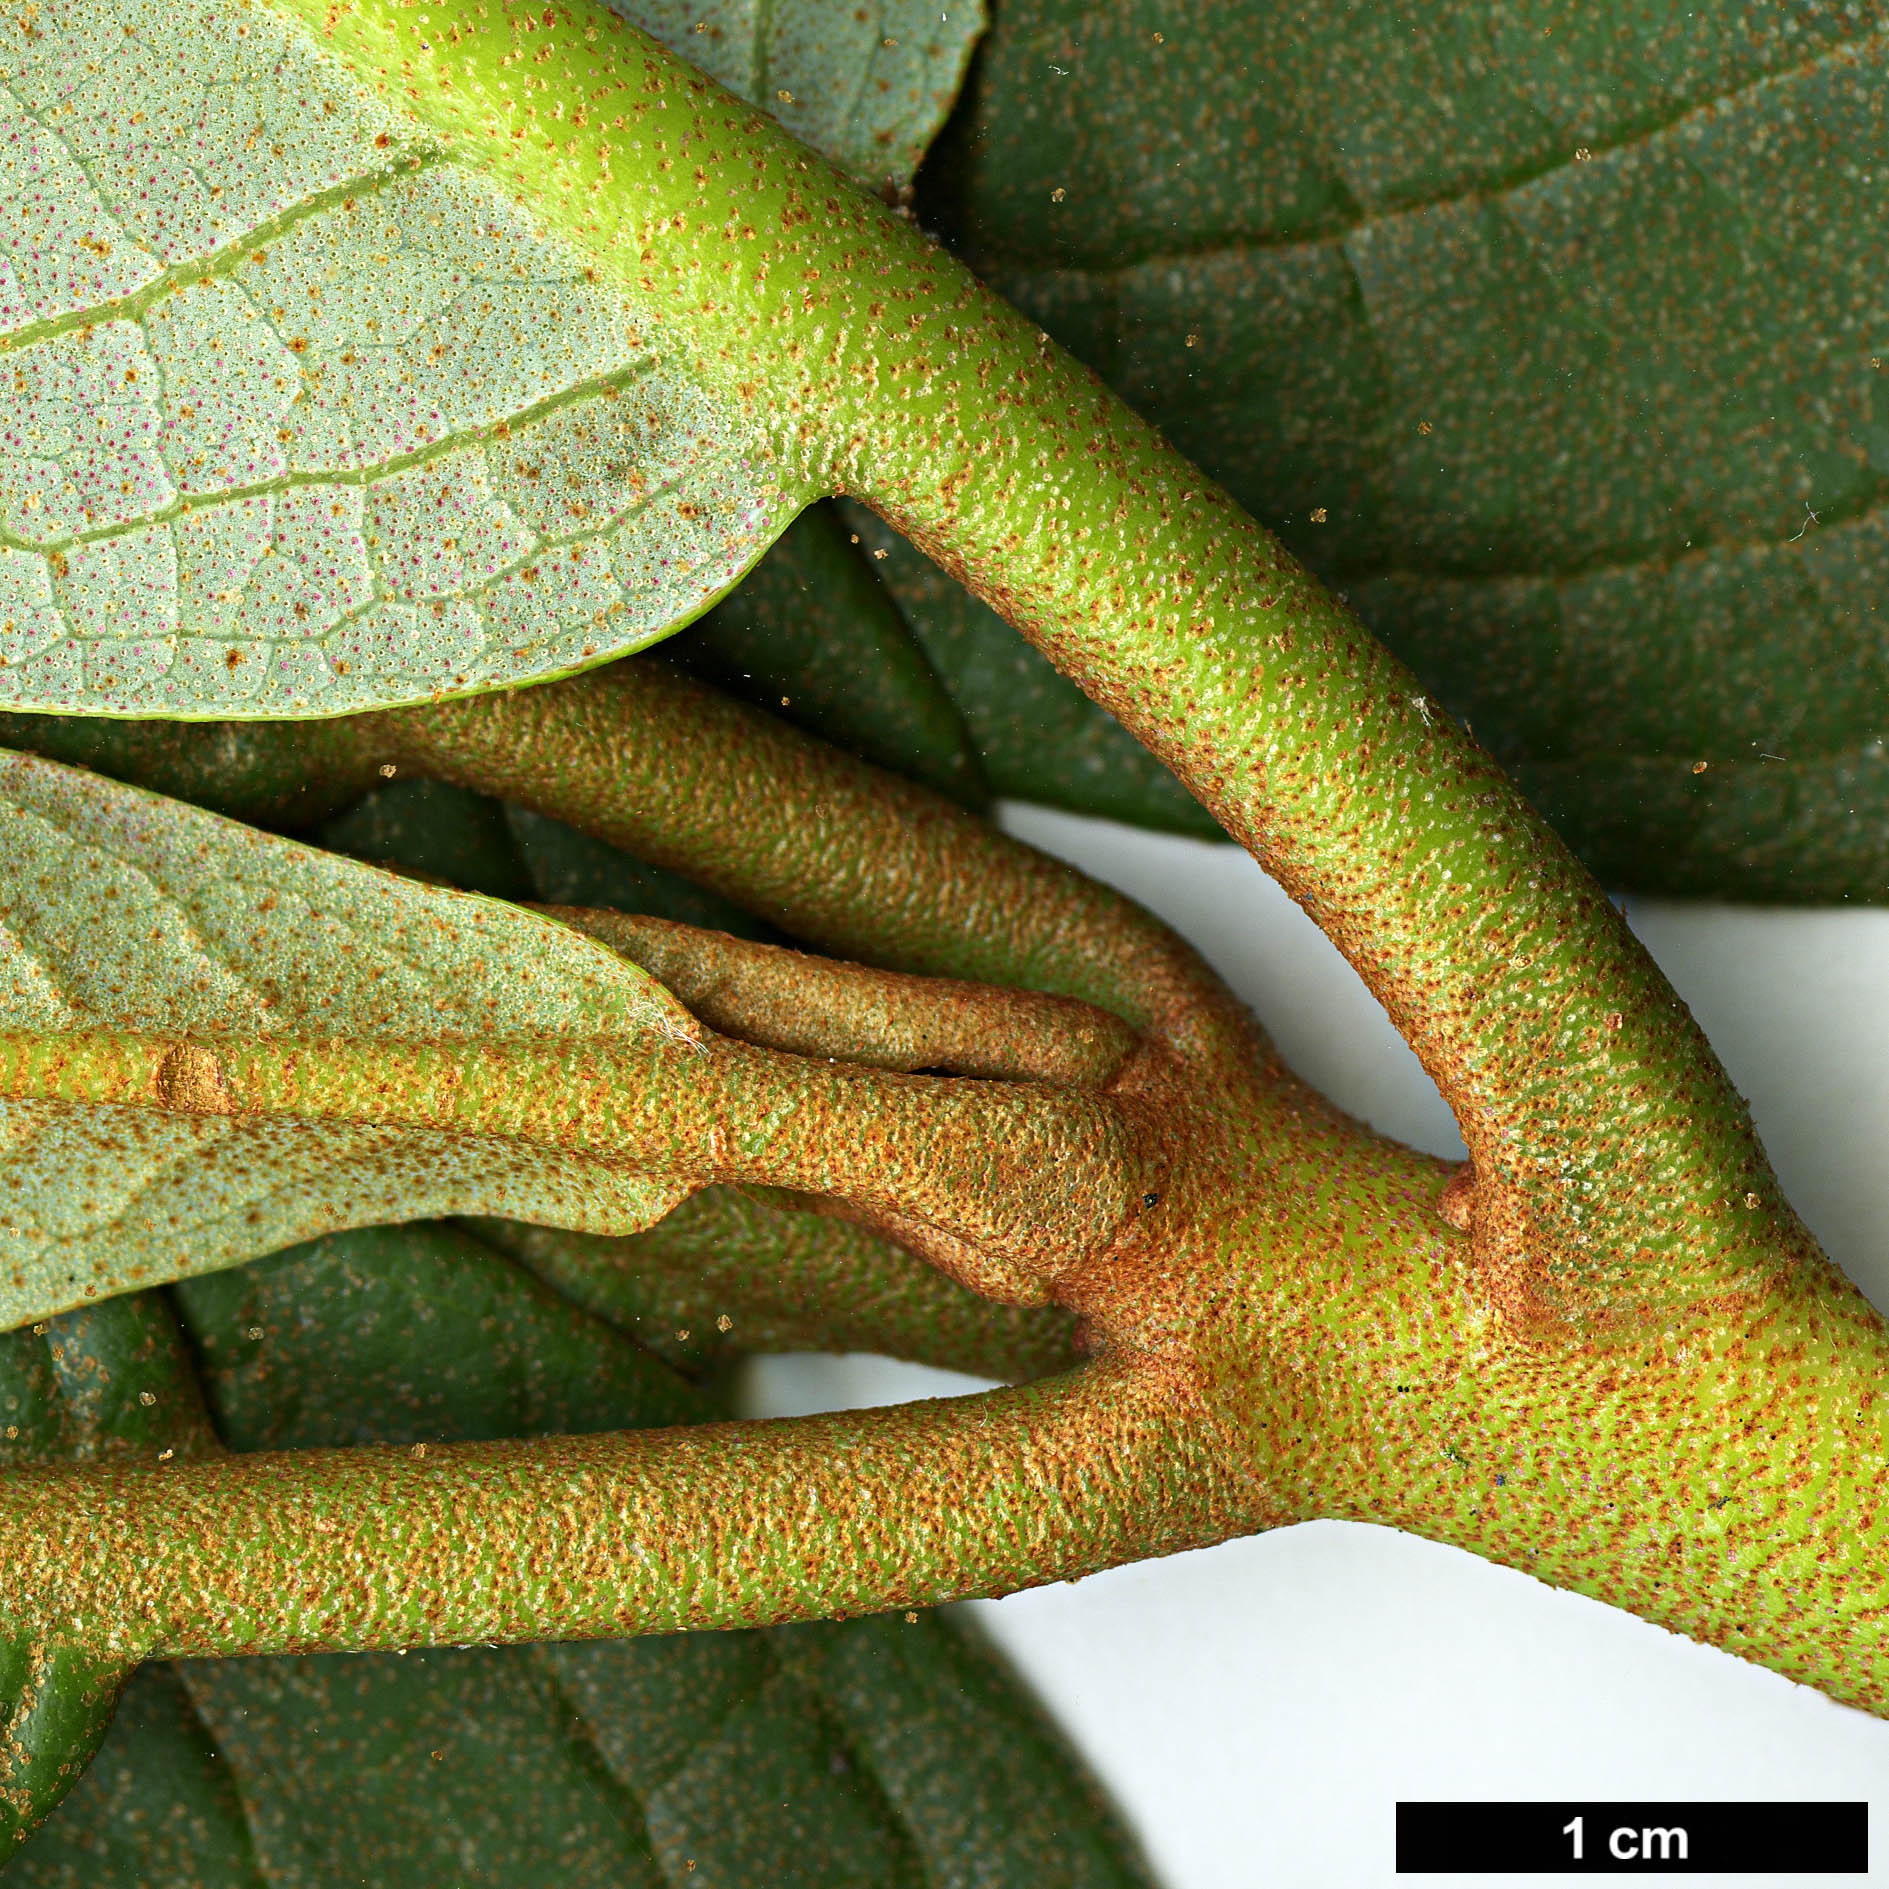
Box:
[9,1029,1885,1713]
[468,1189,1083,1382]
[0,1361,1226,1661]
[548,907,1140,1087]
[1089,1052,1889,1721]
[279,0,1791,1324]
[0,1028,1146,1284]
[0,0,1869,1742]
[372,662,1243,1061]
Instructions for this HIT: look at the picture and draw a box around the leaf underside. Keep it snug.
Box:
[920,0,1889,897]
[0,0,981,719]
[0,749,696,1332]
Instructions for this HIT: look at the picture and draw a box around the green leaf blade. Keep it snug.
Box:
[779,1614,1153,1889]
[176,1650,669,1889]
[172,1221,707,1450]
[920,0,1889,894]
[0,1665,268,1888]
[668,505,989,810]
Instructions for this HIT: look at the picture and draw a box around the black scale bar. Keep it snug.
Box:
[1397,1802,1868,1874]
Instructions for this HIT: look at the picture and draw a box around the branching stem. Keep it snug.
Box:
[368,662,1242,1061]
[0,0,1875,1756]
[285,0,1792,1324]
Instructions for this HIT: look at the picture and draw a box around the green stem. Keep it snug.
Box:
[0,1027,1145,1283]
[280,0,1784,1321]
[0,0,1862,1732]
[1136,1074,1889,1721]
[0,1361,1222,1660]
[466,1188,1083,1382]
[370,660,1242,1060]
[550,907,1139,1087]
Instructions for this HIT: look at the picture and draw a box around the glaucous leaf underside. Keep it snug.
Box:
[0,0,980,718]
[920,0,1889,897]
[0,748,695,1331]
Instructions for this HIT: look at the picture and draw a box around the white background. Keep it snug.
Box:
[743,804,1889,1888]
